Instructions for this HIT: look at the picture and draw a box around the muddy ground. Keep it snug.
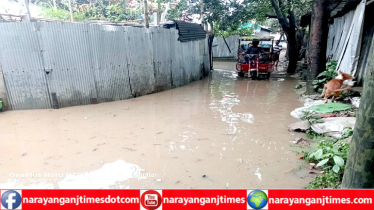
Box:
[0,61,313,189]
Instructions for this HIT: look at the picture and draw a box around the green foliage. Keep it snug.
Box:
[213,24,254,38]
[104,4,136,21]
[166,0,311,39]
[41,7,80,21]
[294,84,303,89]
[300,110,325,139]
[41,1,137,22]
[306,170,342,189]
[300,110,324,125]
[303,127,353,189]
[166,0,189,20]
[312,60,338,92]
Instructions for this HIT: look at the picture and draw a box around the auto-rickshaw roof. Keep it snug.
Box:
[239,36,275,41]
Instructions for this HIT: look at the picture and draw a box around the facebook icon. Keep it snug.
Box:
[1,190,22,209]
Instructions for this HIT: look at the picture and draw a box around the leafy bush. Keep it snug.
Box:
[41,7,88,21]
[294,84,303,89]
[300,110,324,125]
[41,4,137,22]
[214,24,254,38]
[303,127,353,189]
[300,110,325,139]
[312,60,338,93]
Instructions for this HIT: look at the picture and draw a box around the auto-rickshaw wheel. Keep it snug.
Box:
[266,73,271,79]
[238,72,245,77]
[251,73,257,80]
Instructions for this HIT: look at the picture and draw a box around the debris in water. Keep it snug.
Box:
[156,179,162,182]
[202,175,207,178]
[254,168,262,181]
[288,121,310,132]
[298,155,304,159]
[309,163,316,169]
[309,171,317,174]
[84,117,88,120]
[292,138,302,144]
[21,153,27,157]
[292,138,309,145]
[93,148,98,151]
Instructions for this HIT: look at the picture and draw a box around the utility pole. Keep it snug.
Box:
[144,0,149,28]
[68,0,74,22]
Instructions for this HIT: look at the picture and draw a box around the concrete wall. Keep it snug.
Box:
[0,22,209,110]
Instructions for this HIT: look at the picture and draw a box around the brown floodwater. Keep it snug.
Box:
[0,61,313,189]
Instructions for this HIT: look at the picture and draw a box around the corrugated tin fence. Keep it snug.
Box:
[212,35,239,58]
[0,22,209,110]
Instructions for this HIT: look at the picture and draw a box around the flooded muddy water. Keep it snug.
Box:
[0,61,313,189]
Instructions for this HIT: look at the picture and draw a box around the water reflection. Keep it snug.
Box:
[209,69,254,134]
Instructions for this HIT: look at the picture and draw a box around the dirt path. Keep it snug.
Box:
[0,62,312,189]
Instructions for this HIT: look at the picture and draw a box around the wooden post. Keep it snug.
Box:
[68,0,74,22]
[144,0,149,28]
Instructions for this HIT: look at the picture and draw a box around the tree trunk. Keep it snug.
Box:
[144,0,149,28]
[53,0,57,11]
[18,0,31,22]
[286,31,298,74]
[200,0,204,25]
[341,37,374,188]
[306,0,331,94]
[282,27,298,74]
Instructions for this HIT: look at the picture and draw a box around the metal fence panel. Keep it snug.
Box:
[212,35,239,58]
[39,22,98,108]
[0,22,210,110]
[89,24,132,102]
[151,27,172,92]
[0,23,51,110]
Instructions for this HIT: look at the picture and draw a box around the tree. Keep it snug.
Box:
[306,0,330,94]
[264,0,310,73]
[214,24,254,37]
[167,0,311,73]
[341,38,374,188]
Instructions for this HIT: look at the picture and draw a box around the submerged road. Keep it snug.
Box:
[0,61,312,189]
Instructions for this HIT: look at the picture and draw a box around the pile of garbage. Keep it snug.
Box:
[289,97,360,139]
